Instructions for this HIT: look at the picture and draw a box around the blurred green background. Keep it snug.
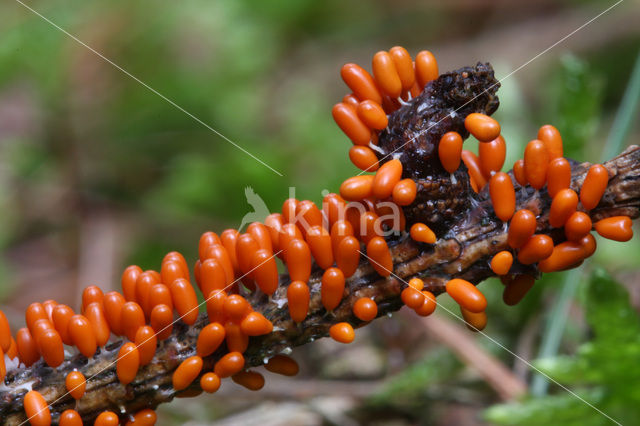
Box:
[1,0,639,424]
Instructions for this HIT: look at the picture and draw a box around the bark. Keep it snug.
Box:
[1,145,639,424]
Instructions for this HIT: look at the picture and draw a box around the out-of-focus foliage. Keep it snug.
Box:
[485,269,640,426]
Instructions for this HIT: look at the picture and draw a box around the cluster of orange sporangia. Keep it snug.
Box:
[0,46,634,426]
[331,47,633,328]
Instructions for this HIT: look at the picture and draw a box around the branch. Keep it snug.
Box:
[2,145,639,424]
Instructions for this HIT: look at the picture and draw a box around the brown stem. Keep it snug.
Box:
[2,145,640,424]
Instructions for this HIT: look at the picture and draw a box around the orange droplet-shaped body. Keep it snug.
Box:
[461,307,487,331]
[223,294,251,321]
[173,355,203,391]
[134,326,157,366]
[65,371,86,400]
[16,328,40,367]
[359,211,382,244]
[247,222,274,253]
[332,102,372,146]
[200,372,221,393]
[236,233,260,277]
[264,213,284,249]
[389,46,415,91]
[538,241,585,273]
[357,100,388,130]
[116,342,140,385]
[164,251,189,277]
[52,304,75,345]
[84,302,110,347]
[24,390,51,426]
[414,291,437,317]
[464,113,500,142]
[285,239,312,283]
[321,267,345,311]
[372,51,402,98]
[296,200,324,234]
[148,283,174,312]
[121,265,142,302]
[170,278,199,325]
[438,131,463,174]
[37,328,64,368]
[353,297,378,321]
[94,411,119,426]
[537,124,563,160]
[580,164,609,210]
[340,63,383,104]
[507,209,537,249]
[323,193,347,227]
[479,135,506,179]
[580,233,597,258]
[524,139,549,189]
[594,216,633,242]
[199,258,226,297]
[502,275,536,306]
[214,351,245,378]
[330,220,353,255]
[127,409,157,425]
[287,281,310,323]
[68,315,97,358]
[199,231,221,261]
[342,93,359,108]
[392,178,417,206]
[251,249,279,295]
[279,223,304,256]
[149,304,173,340]
[232,370,265,391]
[82,286,104,312]
[305,226,334,269]
[282,198,299,224]
[336,236,360,277]
[517,234,554,265]
[121,302,146,342]
[547,157,571,198]
[265,354,300,376]
[401,287,425,309]
[549,188,579,228]
[410,223,436,244]
[103,292,125,337]
[240,312,273,336]
[161,261,188,290]
[224,320,248,353]
[329,322,355,344]
[135,271,159,315]
[565,212,592,242]
[340,175,374,201]
[220,229,240,272]
[445,279,487,313]
[513,159,526,186]
[415,50,438,88]
[26,303,48,336]
[461,150,487,190]
[366,237,393,277]
[408,278,424,290]
[0,310,11,352]
[373,159,403,200]
[196,322,225,357]
[349,146,379,172]
[205,291,227,325]
[489,172,516,222]
[59,409,82,426]
[43,300,58,323]
[490,251,513,276]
